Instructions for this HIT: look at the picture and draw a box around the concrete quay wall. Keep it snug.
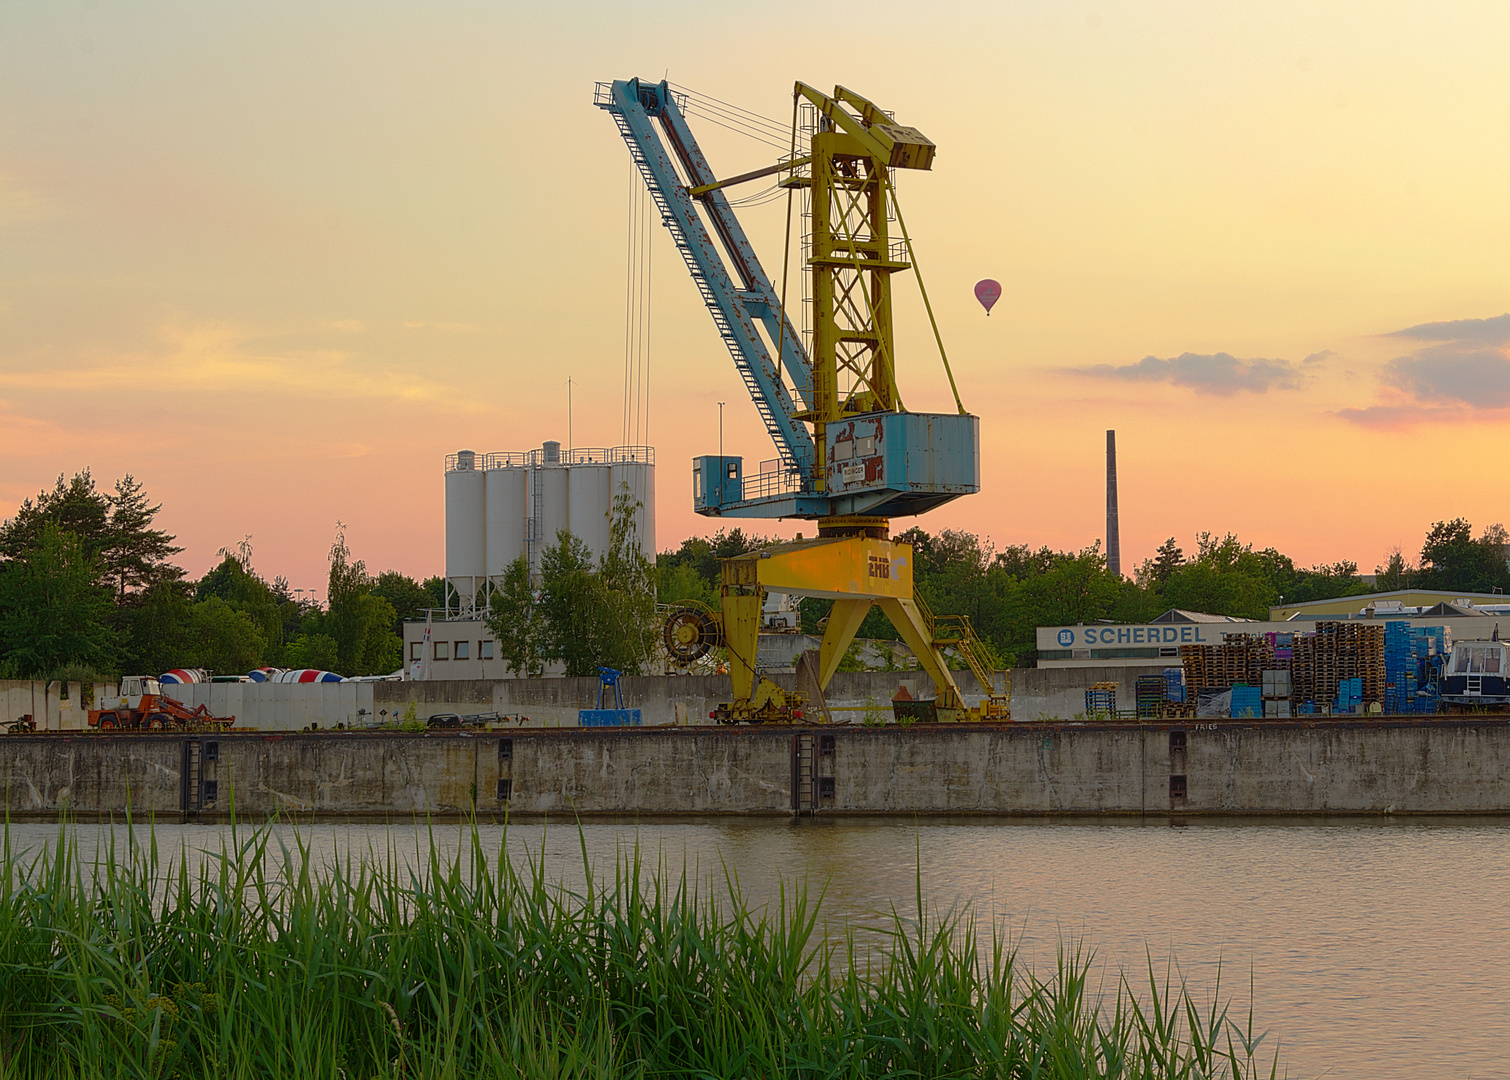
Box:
[2,668,1151,733]
[3,717,1508,819]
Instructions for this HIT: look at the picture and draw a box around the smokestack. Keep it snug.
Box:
[1106,430,1121,578]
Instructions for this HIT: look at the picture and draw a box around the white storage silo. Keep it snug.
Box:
[485,465,527,581]
[535,462,570,561]
[568,462,613,562]
[445,451,486,611]
[610,458,656,560]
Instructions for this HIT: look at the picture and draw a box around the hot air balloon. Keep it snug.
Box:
[974,279,1002,315]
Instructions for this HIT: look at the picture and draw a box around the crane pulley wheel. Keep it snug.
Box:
[662,604,721,665]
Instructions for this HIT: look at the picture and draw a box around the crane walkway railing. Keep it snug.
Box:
[913,590,1009,711]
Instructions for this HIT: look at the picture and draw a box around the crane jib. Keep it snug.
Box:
[596,78,978,523]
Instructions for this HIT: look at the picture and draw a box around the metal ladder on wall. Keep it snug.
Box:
[181,739,203,822]
[791,732,816,815]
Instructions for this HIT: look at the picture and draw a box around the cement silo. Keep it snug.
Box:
[568,458,613,561]
[611,453,656,560]
[484,463,527,581]
[444,442,654,602]
[535,445,570,566]
[444,450,486,613]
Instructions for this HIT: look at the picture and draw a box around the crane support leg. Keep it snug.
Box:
[876,597,965,716]
[817,599,873,686]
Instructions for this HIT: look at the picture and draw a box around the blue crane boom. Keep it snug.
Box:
[596,79,814,478]
[597,78,978,524]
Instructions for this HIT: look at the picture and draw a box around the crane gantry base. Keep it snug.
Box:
[711,534,969,724]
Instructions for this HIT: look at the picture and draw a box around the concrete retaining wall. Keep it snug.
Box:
[0,667,1183,733]
[5,717,1507,819]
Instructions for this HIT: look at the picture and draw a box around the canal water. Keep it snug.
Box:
[10,816,1509,1080]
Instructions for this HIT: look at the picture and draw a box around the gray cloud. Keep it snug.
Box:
[1337,312,1510,426]
[1075,352,1310,396]
[1387,313,1510,347]
[1382,348,1510,407]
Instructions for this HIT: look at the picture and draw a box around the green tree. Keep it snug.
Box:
[372,571,433,635]
[0,525,120,676]
[537,530,603,677]
[485,555,544,677]
[102,475,184,599]
[320,527,402,676]
[1142,536,1185,586]
[195,553,288,658]
[0,471,183,601]
[282,633,341,672]
[1005,543,1121,652]
[184,596,267,674]
[118,581,194,674]
[0,472,110,564]
[535,486,658,677]
[1375,548,1417,592]
[597,485,659,672]
[1419,518,1510,592]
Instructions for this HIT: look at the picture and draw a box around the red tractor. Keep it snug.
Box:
[89,676,235,732]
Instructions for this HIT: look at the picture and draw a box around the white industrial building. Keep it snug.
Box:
[444,441,654,616]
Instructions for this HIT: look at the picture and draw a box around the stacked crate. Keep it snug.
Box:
[1180,635,1275,702]
[1262,669,1292,717]
[1135,674,1167,718]
[1084,682,1117,720]
[1289,621,1385,712]
[1162,667,1186,704]
[1384,621,1415,715]
[1230,684,1263,718]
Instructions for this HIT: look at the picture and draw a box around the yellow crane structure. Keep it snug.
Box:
[601,78,1005,722]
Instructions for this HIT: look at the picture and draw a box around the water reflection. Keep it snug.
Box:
[8,816,1508,1080]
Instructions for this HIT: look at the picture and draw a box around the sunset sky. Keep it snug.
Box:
[3,1,1507,596]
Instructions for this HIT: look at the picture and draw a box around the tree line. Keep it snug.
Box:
[0,471,444,680]
[6,466,1503,678]
[657,518,1510,666]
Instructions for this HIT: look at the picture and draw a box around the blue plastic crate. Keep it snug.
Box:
[578,709,642,727]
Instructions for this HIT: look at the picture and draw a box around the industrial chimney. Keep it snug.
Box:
[1106,430,1121,578]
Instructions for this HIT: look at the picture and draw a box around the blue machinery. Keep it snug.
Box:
[598,79,1001,721]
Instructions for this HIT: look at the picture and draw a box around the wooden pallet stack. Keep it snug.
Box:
[1180,634,1276,700]
[1290,621,1385,709]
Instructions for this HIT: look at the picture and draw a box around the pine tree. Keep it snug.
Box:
[105,474,184,600]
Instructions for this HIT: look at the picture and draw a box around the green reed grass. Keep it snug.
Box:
[0,817,1281,1079]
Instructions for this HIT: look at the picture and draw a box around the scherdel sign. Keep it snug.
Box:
[1046,625,1223,649]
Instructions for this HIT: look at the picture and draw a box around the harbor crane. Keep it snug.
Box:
[597,78,1002,721]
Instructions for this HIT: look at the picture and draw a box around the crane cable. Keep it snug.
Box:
[623,158,654,448]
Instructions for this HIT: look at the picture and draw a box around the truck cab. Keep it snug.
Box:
[116,676,163,710]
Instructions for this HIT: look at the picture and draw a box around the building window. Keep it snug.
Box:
[454,640,471,660]
[497,778,512,801]
[1168,731,1187,753]
[203,741,220,762]
[434,641,449,661]
[202,780,218,802]
[818,734,835,756]
[480,640,495,660]
[1169,775,1187,800]
[818,776,835,800]
[498,739,513,761]
[409,642,422,661]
